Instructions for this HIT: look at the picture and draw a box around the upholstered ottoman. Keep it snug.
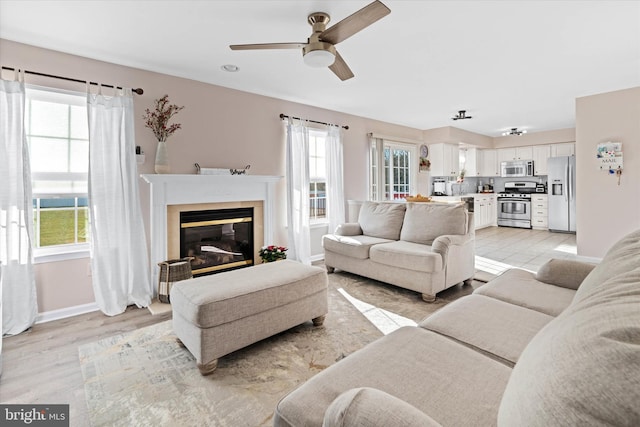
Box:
[170,260,328,375]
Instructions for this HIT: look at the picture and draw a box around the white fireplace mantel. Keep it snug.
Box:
[141,174,282,289]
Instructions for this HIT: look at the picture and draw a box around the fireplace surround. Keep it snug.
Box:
[141,174,281,293]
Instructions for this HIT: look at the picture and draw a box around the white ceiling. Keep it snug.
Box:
[1,0,639,136]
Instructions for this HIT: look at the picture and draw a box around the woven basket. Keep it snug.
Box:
[158,257,194,303]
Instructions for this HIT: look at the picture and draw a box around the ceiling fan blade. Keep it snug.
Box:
[329,51,354,81]
[320,0,391,45]
[230,42,306,50]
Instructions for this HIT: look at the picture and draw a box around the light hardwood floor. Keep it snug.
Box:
[1,306,171,424]
[0,226,578,424]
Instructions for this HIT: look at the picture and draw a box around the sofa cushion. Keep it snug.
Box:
[573,228,640,304]
[274,327,512,427]
[535,258,596,290]
[323,234,394,260]
[357,201,406,240]
[400,202,468,245]
[420,294,554,366]
[498,267,640,426]
[473,268,575,316]
[370,241,443,273]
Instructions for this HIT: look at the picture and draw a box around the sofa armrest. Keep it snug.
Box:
[535,259,597,290]
[323,387,442,427]
[431,233,474,258]
[334,223,363,236]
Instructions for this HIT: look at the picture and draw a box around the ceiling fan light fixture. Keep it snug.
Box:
[502,127,527,136]
[303,42,336,68]
[452,110,472,120]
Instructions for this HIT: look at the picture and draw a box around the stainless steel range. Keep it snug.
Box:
[497,182,536,229]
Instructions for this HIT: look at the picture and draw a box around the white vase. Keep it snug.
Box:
[154,140,170,174]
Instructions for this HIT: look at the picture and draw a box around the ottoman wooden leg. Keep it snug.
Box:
[326,266,335,273]
[197,359,218,376]
[312,315,326,326]
[421,293,436,303]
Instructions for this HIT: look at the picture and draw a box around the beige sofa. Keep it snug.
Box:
[274,229,640,426]
[323,201,475,302]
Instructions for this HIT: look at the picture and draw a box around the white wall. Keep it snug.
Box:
[1,39,424,313]
[575,87,640,257]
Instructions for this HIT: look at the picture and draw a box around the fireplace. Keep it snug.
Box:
[180,207,254,276]
[141,173,281,293]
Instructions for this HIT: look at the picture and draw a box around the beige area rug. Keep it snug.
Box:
[79,272,481,427]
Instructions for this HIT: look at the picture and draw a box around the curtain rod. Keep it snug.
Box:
[279,113,348,130]
[1,66,144,95]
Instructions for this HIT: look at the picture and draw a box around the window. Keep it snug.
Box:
[309,130,327,222]
[25,87,90,256]
[370,138,416,201]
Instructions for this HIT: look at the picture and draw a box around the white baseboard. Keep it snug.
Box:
[310,253,325,263]
[36,302,100,324]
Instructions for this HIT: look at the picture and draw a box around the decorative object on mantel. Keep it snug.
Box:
[142,94,184,174]
[230,165,251,175]
[259,245,287,263]
[194,163,251,175]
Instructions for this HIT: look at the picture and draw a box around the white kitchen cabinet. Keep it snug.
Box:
[497,148,515,164]
[497,146,534,163]
[429,143,460,177]
[473,193,497,229]
[550,143,575,157]
[463,148,481,176]
[531,194,548,229]
[478,149,498,176]
[533,145,551,175]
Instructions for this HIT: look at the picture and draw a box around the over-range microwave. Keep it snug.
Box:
[501,160,534,178]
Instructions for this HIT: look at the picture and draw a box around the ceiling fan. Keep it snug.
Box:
[229,0,391,81]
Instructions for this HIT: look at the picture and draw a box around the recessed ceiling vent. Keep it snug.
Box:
[452,110,472,120]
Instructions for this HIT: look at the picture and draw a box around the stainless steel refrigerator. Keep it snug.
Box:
[548,156,576,233]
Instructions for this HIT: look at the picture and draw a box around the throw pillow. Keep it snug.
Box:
[498,268,640,426]
[357,202,406,240]
[400,203,467,245]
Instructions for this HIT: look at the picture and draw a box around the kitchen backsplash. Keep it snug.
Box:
[430,175,547,195]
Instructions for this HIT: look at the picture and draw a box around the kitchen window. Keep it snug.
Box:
[369,138,416,201]
[26,86,90,259]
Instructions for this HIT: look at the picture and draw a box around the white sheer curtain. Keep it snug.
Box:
[0,77,38,346]
[325,125,345,233]
[285,119,311,265]
[87,87,152,316]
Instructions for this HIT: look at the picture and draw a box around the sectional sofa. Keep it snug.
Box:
[274,229,640,426]
[322,201,475,302]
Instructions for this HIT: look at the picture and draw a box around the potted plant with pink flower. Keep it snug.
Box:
[259,245,288,263]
